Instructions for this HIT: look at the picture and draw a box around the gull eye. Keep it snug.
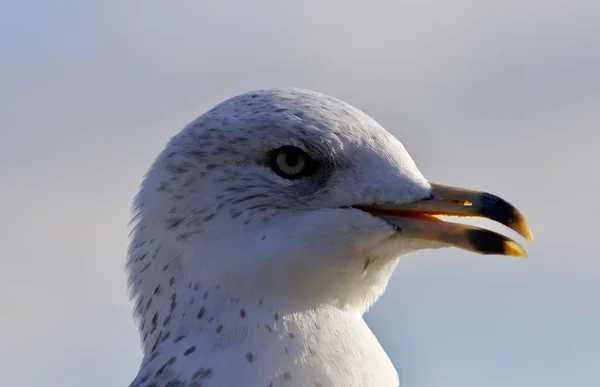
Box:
[268,146,317,179]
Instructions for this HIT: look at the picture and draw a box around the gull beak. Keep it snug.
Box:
[357,183,533,257]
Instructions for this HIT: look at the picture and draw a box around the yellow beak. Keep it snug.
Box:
[357,183,533,257]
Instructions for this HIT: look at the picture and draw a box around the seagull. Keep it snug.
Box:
[126,88,532,387]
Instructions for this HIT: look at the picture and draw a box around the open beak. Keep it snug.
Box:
[357,183,533,257]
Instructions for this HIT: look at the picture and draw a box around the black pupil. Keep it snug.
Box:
[284,151,301,167]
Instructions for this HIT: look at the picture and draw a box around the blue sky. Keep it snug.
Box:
[1,1,599,386]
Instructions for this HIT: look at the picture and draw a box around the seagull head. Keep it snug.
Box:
[128,88,532,318]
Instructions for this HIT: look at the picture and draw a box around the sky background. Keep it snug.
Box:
[1,1,599,386]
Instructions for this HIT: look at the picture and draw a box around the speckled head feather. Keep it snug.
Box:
[126,88,441,387]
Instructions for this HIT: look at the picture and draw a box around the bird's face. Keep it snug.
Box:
[131,88,531,312]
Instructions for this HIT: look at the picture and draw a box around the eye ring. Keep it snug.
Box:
[268,146,318,179]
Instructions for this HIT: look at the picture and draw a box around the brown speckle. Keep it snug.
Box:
[155,356,177,376]
[166,218,183,229]
[151,330,162,352]
[202,214,216,223]
[192,367,213,380]
[150,312,158,333]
